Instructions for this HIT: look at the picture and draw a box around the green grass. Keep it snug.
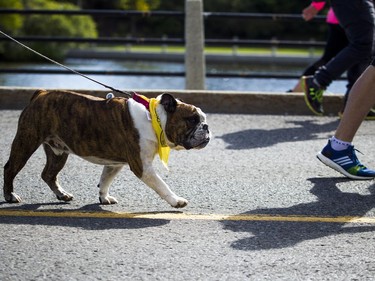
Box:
[94,45,323,56]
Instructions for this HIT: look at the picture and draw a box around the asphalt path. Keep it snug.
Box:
[1,110,375,280]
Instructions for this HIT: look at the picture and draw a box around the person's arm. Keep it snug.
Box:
[303,1,325,21]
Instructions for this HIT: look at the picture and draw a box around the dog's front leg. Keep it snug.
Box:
[141,166,188,208]
[98,165,123,204]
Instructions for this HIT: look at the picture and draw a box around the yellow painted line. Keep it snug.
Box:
[1,209,375,224]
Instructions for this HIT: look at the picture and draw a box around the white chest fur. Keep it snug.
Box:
[128,98,157,143]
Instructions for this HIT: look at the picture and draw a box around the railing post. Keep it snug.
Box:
[185,0,206,90]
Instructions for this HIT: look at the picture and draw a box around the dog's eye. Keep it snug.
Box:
[185,116,199,126]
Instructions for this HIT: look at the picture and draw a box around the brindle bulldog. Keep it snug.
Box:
[3,90,210,208]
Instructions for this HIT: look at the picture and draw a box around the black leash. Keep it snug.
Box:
[0,29,133,98]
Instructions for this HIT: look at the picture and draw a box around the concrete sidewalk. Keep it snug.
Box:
[0,86,343,115]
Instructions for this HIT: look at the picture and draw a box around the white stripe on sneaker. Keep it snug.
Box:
[334,156,353,166]
[316,152,371,180]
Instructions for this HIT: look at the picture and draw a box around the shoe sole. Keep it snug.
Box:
[301,76,324,116]
[316,152,374,180]
[339,111,375,120]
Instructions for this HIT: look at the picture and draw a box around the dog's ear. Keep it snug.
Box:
[160,93,177,113]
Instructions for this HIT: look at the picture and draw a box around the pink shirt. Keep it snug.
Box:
[326,8,339,24]
[311,2,339,25]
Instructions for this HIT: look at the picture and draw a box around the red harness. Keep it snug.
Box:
[132,93,150,111]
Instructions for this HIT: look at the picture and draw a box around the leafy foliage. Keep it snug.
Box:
[202,0,327,40]
[79,0,160,11]
[0,0,328,61]
[0,0,97,61]
[0,0,23,33]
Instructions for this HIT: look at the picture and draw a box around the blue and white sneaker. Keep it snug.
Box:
[317,140,375,180]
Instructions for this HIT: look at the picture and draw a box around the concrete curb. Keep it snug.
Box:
[0,86,343,115]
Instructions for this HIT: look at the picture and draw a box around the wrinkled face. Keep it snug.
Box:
[164,102,210,150]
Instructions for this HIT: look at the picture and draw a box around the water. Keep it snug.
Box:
[0,58,347,93]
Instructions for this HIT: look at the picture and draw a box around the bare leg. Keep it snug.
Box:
[41,144,72,201]
[335,65,375,142]
[291,80,303,92]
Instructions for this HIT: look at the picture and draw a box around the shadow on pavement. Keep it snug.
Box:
[222,178,375,251]
[217,119,339,150]
[0,202,171,230]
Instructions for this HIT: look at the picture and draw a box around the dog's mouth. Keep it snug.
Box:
[171,123,210,150]
[182,135,210,150]
[193,138,210,149]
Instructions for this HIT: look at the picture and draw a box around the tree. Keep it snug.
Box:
[0,0,23,33]
[118,0,160,11]
[80,0,160,11]
[202,0,327,41]
[0,0,98,61]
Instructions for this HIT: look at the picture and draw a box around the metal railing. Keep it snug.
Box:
[0,8,327,80]
[0,68,303,79]
[0,9,326,48]
[0,8,325,20]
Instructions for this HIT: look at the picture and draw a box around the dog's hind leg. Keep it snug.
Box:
[98,165,123,205]
[3,133,42,203]
[41,144,73,202]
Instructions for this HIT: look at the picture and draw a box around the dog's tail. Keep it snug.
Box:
[30,89,47,102]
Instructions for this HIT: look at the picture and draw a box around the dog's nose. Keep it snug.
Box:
[203,124,208,130]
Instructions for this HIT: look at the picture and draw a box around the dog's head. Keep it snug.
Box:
[156,94,210,150]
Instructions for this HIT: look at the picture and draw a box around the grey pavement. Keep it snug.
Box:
[1,107,375,280]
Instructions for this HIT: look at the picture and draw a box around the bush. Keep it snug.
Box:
[0,0,98,61]
[0,0,23,32]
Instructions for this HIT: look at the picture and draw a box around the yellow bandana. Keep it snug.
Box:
[148,97,171,169]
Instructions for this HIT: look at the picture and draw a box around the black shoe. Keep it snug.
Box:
[339,108,375,120]
[365,108,375,120]
[301,76,324,116]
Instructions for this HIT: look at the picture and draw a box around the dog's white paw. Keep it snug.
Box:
[166,195,188,208]
[99,195,118,205]
[56,191,74,202]
[5,192,22,203]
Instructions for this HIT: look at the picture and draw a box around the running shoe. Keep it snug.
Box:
[365,108,375,120]
[338,109,375,120]
[301,76,324,116]
[317,140,375,180]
